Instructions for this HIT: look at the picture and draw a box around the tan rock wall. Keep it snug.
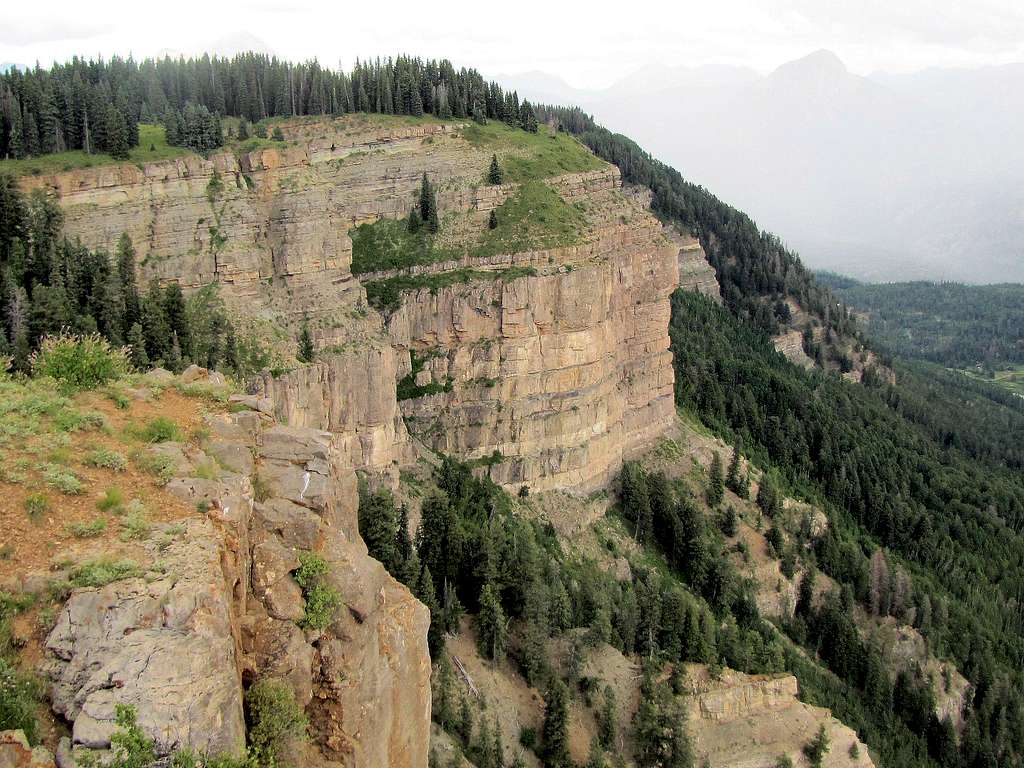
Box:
[388,208,679,492]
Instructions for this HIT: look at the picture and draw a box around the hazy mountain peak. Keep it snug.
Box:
[770,49,849,80]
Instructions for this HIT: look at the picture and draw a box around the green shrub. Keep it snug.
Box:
[24,493,50,522]
[54,409,107,432]
[107,704,157,768]
[30,332,130,391]
[49,559,141,600]
[0,658,43,744]
[294,552,339,630]
[67,518,108,538]
[245,678,308,765]
[97,487,126,513]
[136,416,182,443]
[41,464,83,494]
[132,450,177,484]
[120,508,150,541]
[85,448,128,471]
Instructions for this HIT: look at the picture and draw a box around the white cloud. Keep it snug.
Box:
[1,0,1022,86]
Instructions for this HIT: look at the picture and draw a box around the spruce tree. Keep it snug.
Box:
[297,322,315,362]
[407,207,421,233]
[599,684,616,749]
[726,442,742,492]
[166,331,183,372]
[458,694,473,746]
[128,322,149,370]
[434,653,456,729]
[441,579,465,635]
[416,563,445,659]
[541,680,570,768]
[476,582,507,661]
[359,488,399,573]
[419,172,439,233]
[487,154,503,185]
[707,451,724,507]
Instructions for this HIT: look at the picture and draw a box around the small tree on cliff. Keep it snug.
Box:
[297,322,315,363]
[487,154,503,185]
[419,172,439,233]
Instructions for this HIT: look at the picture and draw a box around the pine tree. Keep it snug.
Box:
[599,684,616,749]
[541,680,570,768]
[128,322,149,370]
[726,442,742,492]
[419,172,439,233]
[476,582,507,661]
[706,451,724,507]
[488,209,498,230]
[434,653,456,729]
[416,564,445,659]
[297,322,315,362]
[487,154,503,185]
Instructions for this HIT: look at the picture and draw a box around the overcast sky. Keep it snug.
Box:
[3,0,1024,88]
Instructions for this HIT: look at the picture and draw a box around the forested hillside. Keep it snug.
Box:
[817,274,1024,369]
[0,53,538,161]
[668,290,1024,768]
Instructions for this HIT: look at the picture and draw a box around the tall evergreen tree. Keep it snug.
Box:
[707,451,725,507]
[476,582,507,661]
[541,679,570,768]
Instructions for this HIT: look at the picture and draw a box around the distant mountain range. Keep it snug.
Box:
[498,50,1024,283]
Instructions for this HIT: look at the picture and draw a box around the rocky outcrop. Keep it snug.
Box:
[44,517,246,757]
[686,667,875,768]
[0,731,55,768]
[42,388,430,768]
[773,329,816,369]
[667,227,722,303]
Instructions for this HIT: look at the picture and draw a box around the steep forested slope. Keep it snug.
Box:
[817,274,1024,368]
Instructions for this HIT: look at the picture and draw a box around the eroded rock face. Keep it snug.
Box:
[388,184,680,492]
[666,226,722,304]
[686,667,875,768]
[44,519,246,757]
[43,399,430,768]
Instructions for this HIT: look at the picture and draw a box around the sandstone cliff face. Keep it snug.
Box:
[387,182,679,491]
[24,117,679,494]
[666,226,723,303]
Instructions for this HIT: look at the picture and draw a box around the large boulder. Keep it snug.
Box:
[44,520,245,758]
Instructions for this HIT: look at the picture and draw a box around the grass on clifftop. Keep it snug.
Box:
[474,181,586,258]
[351,181,586,275]
[0,124,189,177]
[363,266,537,314]
[459,121,604,182]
